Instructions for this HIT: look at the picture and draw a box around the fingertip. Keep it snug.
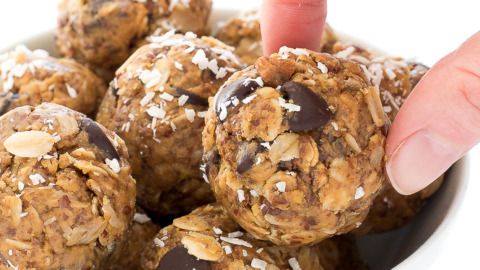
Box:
[261,0,327,55]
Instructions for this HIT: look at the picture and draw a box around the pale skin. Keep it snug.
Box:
[261,0,480,195]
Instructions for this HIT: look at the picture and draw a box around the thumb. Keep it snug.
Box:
[386,32,480,195]
[260,0,327,55]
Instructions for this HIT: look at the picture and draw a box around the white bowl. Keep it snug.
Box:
[1,6,469,270]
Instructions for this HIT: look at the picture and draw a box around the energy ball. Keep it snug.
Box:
[96,32,241,215]
[141,204,365,270]
[57,0,212,81]
[0,45,106,117]
[215,11,262,66]
[0,103,136,269]
[330,43,445,233]
[215,11,338,65]
[107,208,160,269]
[203,48,386,246]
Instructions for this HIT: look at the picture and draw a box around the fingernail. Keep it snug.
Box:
[386,129,460,195]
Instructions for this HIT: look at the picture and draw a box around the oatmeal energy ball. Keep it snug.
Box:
[330,43,444,233]
[57,0,212,81]
[0,103,136,269]
[203,47,387,246]
[141,204,365,270]
[96,31,241,215]
[0,45,106,117]
[107,208,160,270]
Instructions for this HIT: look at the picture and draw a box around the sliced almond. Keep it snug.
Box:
[173,215,210,232]
[55,114,79,137]
[181,232,223,262]
[269,133,300,163]
[4,131,55,158]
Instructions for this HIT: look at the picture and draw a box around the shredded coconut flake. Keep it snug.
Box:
[251,258,267,270]
[174,61,183,71]
[228,231,244,238]
[66,84,78,98]
[276,181,286,192]
[317,62,328,74]
[146,106,166,119]
[105,158,121,173]
[160,92,174,101]
[355,187,365,199]
[249,189,258,197]
[178,94,189,106]
[288,257,302,270]
[154,237,165,247]
[278,97,301,112]
[140,92,155,106]
[237,189,245,203]
[139,69,162,88]
[192,49,209,70]
[260,142,271,149]
[213,227,223,235]
[335,46,356,59]
[185,108,196,123]
[223,245,232,254]
[242,94,257,104]
[29,174,46,185]
[220,236,252,248]
[134,213,151,224]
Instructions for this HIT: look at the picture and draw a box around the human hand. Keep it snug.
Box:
[261,0,480,195]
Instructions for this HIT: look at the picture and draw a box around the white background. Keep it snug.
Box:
[0,1,479,269]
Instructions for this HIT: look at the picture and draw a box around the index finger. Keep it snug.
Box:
[261,0,327,55]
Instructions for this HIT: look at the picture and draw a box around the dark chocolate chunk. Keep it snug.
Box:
[80,118,120,160]
[236,142,258,174]
[237,154,254,174]
[175,88,208,107]
[157,246,211,270]
[280,81,333,132]
[215,79,260,114]
[0,93,18,116]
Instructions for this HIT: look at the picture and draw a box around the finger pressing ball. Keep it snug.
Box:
[0,45,106,117]
[0,103,136,269]
[141,204,365,270]
[56,0,212,81]
[330,42,444,233]
[96,31,241,215]
[203,48,386,246]
[215,10,338,65]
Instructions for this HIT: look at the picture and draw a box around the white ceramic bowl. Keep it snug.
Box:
[1,6,469,270]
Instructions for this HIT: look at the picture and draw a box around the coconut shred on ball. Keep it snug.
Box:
[0,103,135,269]
[0,45,106,117]
[203,47,386,246]
[96,31,241,215]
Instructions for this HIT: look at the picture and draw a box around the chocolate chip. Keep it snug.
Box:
[80,118,120,160]
[237,154,254,174]
[175,88,208,107]
[236,142,258,174]
[157,246,211,270]
[204,150,220,175]
[280,81,333,132]
[215,79,260,114]
[0,92,18,116]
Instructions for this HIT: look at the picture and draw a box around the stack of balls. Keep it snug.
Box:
[0,1,443,269]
